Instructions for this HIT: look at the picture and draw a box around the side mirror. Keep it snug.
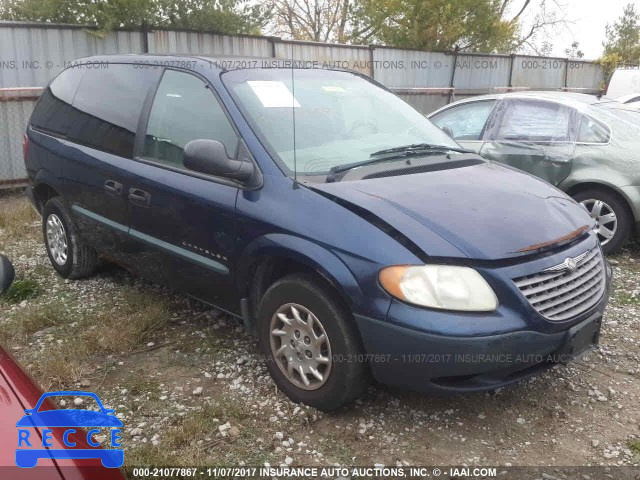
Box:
[0,255,15,295]
[183,139,254,182]
[441,125,454,138]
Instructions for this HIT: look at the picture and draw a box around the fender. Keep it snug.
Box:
[33,168,61,191]
[559,169,637,218]
[31,168,64,211]
[236,233,364,310]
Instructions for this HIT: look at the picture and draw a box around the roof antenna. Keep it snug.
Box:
[291,44,299,188]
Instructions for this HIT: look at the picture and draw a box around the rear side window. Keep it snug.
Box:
[30,67,84,135]
[66,64,160,158]
[430,101,495,140]
[142,70,239,169]
[493,100,574,142]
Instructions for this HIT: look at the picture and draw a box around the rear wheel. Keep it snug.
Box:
[258,274,368,411]
[42,197,98,279]
[572,189,632,255]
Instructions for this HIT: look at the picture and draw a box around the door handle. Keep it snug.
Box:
[128,188,151,206]
[104,180,123,195]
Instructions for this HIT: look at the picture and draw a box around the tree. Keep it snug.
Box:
[564,41,584,59]
[359,0,517,51]
[0,0,271,34]
[599,3,640,79]
[338,0,565,52]
[270,0,353,42]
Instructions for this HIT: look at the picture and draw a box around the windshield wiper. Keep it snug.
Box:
[325,143,476,182]
[370,143,475,157]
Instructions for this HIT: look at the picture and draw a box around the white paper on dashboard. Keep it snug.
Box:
[248,80,301,108]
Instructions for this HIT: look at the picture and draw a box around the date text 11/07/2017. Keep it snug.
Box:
[130,466,498,478]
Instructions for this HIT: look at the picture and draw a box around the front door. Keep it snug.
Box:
[126,69,242,313]
[480,98,576,186]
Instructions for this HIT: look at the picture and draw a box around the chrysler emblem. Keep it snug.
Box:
[544,251,589,273]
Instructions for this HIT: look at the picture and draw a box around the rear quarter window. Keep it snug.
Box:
[30,67,84,136]
[66,64,160,158]
[577,115,610,143]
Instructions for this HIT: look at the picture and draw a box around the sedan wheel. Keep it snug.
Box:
[572,188,632,255]
[579,198,617,246]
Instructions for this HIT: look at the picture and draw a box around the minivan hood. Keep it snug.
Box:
[311,162,594,260]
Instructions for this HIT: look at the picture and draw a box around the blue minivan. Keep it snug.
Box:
[24,55,611,410]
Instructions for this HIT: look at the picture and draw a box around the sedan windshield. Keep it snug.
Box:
[222,68,460,177]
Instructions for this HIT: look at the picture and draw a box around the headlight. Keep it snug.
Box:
[379,265,498,312]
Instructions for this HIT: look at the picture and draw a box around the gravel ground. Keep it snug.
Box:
[1,193,639,475]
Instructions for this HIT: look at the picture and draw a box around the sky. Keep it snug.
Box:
[541,0,636,59]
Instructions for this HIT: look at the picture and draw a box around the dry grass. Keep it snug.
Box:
[18,300,69,335]
[27,341,91,391]
[0,197,38,241]
[80,289,171,354]
[125,399,259,470]
[0,299,67,342]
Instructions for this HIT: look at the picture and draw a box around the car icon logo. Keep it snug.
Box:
[15,390,124,468]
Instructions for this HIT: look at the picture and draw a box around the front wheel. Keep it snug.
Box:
[572,189,632,255]
[258,274,368,411]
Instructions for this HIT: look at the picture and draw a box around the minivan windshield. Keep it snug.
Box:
[222,68,460,177]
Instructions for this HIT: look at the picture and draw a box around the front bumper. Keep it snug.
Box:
[355,258,612,394]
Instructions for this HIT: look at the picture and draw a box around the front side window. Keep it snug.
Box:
[142,70,239,169]
[430,101,495,140]
[222,69,459,177]
[493,99,575,142]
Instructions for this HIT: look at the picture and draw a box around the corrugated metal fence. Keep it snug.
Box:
[0,21,605,186]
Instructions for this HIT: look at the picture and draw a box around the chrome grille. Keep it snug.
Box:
[514,248,605,321]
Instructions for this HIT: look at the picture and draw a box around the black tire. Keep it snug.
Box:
[42,197,98,279]
[572,188,632,255]
[257,273,368,411]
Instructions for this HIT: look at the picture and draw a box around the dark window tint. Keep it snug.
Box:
[143,70,238,169]
[577,115,610,143]
[30,67,84,135]
[495,100,574,142]
[430,101,495,140]
[66,64,160,158]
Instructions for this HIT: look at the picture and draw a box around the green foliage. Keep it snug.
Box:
[599,3,640,80]
[0,0,271,35]
[353,0,518,52]
[2,278,40,304]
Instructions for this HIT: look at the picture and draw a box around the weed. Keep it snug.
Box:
[0,199,38,240]
[2,278,40,304]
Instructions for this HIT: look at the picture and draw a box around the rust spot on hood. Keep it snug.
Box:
[515,225,591,253]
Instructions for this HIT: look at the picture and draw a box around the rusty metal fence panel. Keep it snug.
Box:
[510,55,568,89]
[452,54,512,92]
[0,23,142,88]
[275,40,372,75]
[567,60,605,92]
[371,47,453,88]
[147,30,273,57]
[0,88,41,187]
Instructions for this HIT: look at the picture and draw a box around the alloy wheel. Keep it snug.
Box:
[46,214,68,266]
[579,199,617,246]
